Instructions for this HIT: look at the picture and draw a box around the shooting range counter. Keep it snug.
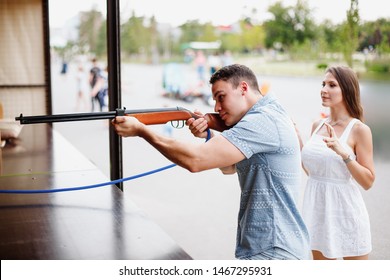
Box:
[0,124,191,260]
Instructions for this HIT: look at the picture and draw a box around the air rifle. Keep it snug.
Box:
[15,107,230,132]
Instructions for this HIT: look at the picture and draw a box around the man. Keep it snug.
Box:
[112,64,309,260]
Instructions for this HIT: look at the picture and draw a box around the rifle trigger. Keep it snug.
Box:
[170,120,185,129]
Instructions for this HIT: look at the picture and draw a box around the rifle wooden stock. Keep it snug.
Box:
[15,107,230,132]
[128,110,229,132]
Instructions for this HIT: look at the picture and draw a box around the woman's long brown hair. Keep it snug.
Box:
[326,66,364,121]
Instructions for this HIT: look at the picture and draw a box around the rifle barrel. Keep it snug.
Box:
[15,107,231,131]
[15,111,116,124]
[15,107,190,125]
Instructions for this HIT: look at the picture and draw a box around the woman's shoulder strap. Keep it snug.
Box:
[311,118,327,135]
[340,118,360,141]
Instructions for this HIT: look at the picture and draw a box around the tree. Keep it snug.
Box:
[95,20,107,57]
[198,22,218,42]
[179,20,208,45]
[240,20,266,52]
[342,0,360,67]
[359,18,390,54]
[78,8,104,55]
[291,0,315,44]
[263,0,315,51]
[121,12,150,57]
[264,1,295,50]
[149,16,159,63]
[317,20,342,53]
[220,32,243,53]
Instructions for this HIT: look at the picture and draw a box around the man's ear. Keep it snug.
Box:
[239,81,249,95]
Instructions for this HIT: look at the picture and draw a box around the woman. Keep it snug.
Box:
[301,66,375,260]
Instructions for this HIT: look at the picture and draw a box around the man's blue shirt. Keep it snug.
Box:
[222,93,310,259]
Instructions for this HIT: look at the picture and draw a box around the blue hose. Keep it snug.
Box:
[0,129,212,194]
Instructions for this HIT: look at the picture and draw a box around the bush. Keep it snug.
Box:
[366,61,390,73]
[316,63,328,70]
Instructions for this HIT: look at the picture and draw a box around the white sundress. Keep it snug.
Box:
[301,118,371,258]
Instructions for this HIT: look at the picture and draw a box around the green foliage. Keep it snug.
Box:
[240,21,266,51]
[77,8,104,55]
[366,60,390,73]
[316,63,328,70]
[53,41,77,61]
[317,21,344,53]
[377,33,390,55]
[178,20,207,44]
[342,0,360,67]
[359,18,390,53]
[121,12,151,56]
[220,33,242,53]
[198,23,218,42]
[70,0,389,66]
[264,0,316,51]
[264,1,295,49]
[289,40,315,60]
[95,20,107,57]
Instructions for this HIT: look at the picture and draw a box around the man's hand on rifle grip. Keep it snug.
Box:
[186,110,212,139]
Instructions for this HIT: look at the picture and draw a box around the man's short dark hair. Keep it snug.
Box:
[209,64,260,91]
